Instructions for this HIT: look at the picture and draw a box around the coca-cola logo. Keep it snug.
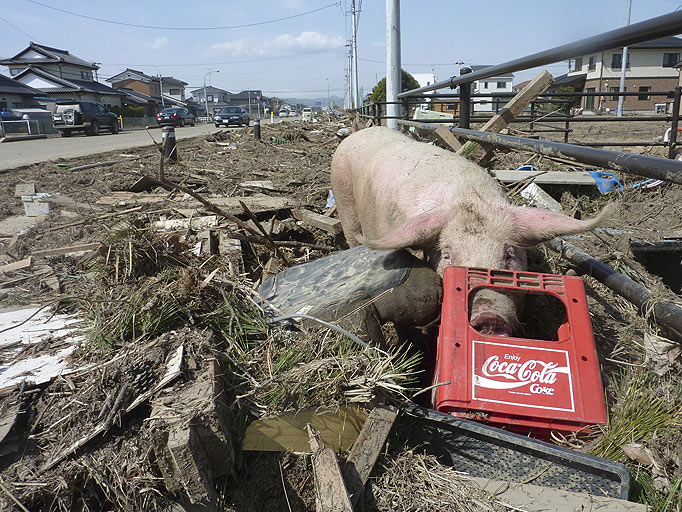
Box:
[472,341,575,412]
[479,355,567,388]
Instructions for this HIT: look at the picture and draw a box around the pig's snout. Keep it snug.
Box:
[469,288,520,337]
[470,312,512,337]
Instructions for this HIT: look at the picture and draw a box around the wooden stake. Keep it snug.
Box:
[306,424,353,512]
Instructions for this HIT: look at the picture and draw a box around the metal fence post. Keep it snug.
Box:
[564,118,571,143]
[530,102,536,132]
[458,66,472,129]
[669,86,681,159]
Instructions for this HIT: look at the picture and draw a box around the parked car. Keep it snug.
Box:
[52,101,119,137]
[156,107,195,127]
[213,106,250,127]
[278,109,289,117]
[301,108,313,121]
[289,110,297,117]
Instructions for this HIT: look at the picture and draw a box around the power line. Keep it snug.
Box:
[100,45,348,67]
[0,14,39,42]
[26,0,340,30]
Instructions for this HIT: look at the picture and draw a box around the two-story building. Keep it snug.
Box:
[471,65,514,113]
[161,76,187,102]
[190,86,233,116]
[0,42,123,108]
[107,68,188,115]
[567,36,682,112]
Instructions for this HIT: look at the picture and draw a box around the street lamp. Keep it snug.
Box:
[326,77,330,108]
[203,70,219,121]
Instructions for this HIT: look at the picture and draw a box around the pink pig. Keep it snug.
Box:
[331,127,612,336]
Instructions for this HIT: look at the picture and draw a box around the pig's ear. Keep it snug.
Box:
[357,206,448,249]
[509,203,615,246]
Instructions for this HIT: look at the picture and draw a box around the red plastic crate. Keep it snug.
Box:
[432,267,607,434]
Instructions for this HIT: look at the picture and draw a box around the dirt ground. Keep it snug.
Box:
[1,116,681,511]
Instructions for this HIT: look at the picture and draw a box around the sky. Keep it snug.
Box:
[1,0,681,101]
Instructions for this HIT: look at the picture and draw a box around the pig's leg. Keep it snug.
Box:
[336,201,362,247]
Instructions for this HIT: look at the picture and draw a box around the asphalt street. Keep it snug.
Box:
[0,120,287,171]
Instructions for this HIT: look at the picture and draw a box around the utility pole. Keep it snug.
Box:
[617,0,632,117]
[203,69,219,121]
[159,73,165,108]
[351,0,360,109]
[386,0,401,130]
[326,77,330,108]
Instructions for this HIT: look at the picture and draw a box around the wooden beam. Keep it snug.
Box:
[0,257,32,274]
[492,170,596,186]
[307,424,353,512]
[32,243,100,257]
[433,124,462,152]
[292,209,343,234]
[457,70,554,161]
[343,406,398,507]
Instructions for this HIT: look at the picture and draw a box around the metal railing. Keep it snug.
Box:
[356,9,682,161]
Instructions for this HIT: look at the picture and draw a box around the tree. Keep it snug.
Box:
[367,70,420,103]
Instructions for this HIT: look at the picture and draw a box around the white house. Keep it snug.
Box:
[567,36,682,112]
[470,65,514,113]
[410,72,437,109]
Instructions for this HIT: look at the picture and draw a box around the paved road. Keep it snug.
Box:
[0,124,223,170]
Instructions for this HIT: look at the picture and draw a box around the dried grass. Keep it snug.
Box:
[366,450,508,512]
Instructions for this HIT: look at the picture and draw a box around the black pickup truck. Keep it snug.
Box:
[52,101,119,137]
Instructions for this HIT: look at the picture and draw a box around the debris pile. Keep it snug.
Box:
[0,115,681,510]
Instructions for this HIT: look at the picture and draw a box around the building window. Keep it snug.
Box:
[10,68,19,76]
[611,53,630,69]
[483,82,489,89]
[496,81,506,89]
[609,86,626,101]
[584,87,596,110]
[569,57,583,72]
[206,95,213,102]
[80,71,91,80]
[663,53,680,68]
[588,56,596,70]
[169,88,180,95]
[446,104,455,111]
[638,86,651,101]
[12,102,23,108]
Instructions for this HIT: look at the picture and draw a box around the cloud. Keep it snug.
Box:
[146,37,168,50]
[211,31,344,57]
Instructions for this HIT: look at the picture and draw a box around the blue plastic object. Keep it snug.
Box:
[587,171,624,194]
[517,165,539,172]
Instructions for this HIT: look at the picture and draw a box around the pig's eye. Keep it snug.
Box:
[442,252,452,263]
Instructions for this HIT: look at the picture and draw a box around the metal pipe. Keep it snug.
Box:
[398,10,682,98]
[386,0,401,129]
[669,86,681,159]
[545,238,682,343]
[398,119,682,184]
[415,91,675,99]
[399,115,670,123]
[458,66,472,129]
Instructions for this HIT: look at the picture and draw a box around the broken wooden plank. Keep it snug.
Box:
[0,267,52,288]
[457,70,554,160]
[239,180,275,190]
[153,215,219,232]
[343,405,398,506]
[32,242,100,257]
[433,124,462,152]
[97,192,295,212]
[307,424,353,512]
[293,208,343,234]
[14,183,35,197]
[492,169,596,186]
[0,257,32,274]
[324,204,337,217]
[243,407,366,452]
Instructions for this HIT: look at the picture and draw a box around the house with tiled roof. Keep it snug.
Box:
[0,42,123,107]
[567,36,682,112]
[0,73,41,109]
[107,68,188,112]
